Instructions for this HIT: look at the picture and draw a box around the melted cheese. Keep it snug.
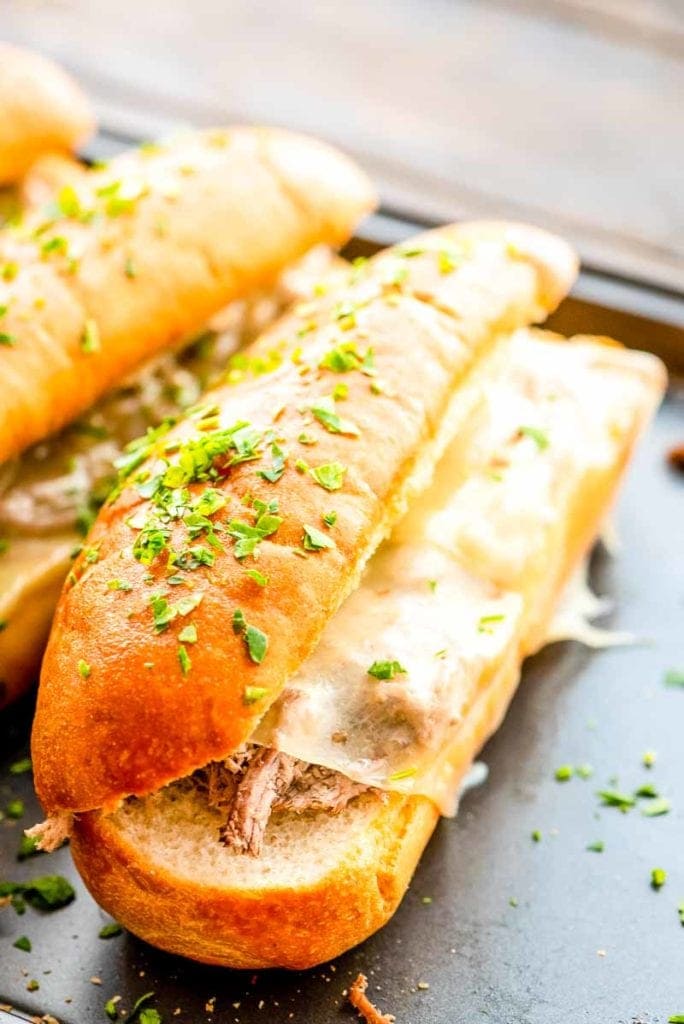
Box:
[253,329,663,813]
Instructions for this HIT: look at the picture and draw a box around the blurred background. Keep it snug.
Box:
[1,0,682,291]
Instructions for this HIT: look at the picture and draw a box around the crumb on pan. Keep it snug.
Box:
[347,973,396,1024]
[667,442,684,472]
[25,811,73,851]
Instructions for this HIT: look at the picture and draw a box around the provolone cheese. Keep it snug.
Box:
[252,328,664,813]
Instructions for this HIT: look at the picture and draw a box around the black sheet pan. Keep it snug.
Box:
[1,196,683,1024]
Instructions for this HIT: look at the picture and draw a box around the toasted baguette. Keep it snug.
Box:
[0,43,94,185]
[0,127,375,463]
[68,328,665,968]
[31,222,577,815]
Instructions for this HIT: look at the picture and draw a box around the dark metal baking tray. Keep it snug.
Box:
[1,153,683,1023]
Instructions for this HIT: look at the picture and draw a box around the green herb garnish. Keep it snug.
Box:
[302,524,335,551]
[81,318,101,354]
[368,660,408,680]
[309,461,346,491]
[13,935,31,952]
[651,868,667,889]
[519,425,549,450]
[99,922,123,938]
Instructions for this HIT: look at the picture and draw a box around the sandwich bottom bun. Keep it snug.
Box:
[70,647,522,970]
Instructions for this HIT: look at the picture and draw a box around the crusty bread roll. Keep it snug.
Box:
[0,127,375,463]
[31,221,578,816]
[67,327,665,968]
[0,43,94,185]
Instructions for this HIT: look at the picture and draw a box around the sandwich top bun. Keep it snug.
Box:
[31,222,577,816]
[0,43,94,184]
[0,127,376,463]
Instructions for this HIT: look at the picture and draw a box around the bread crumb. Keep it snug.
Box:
[417,981,430,990]
[89,977,102,986]
[347,973,395,1024]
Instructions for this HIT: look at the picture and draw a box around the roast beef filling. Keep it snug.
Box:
[195,745,374,856]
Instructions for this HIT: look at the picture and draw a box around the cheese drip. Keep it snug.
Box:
[253,328,664,814]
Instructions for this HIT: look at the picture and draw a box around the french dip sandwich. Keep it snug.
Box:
[0,128,375,707]
[29,222,665,968]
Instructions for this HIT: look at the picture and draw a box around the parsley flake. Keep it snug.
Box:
[519,425,549,450]
[309,461,346,491]
[302,524,335,551]
[368,660,408,680]
[81,319,101,354]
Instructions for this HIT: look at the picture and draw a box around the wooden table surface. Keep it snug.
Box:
[2,0,682,294]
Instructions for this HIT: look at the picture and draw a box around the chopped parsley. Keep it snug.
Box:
[477,613,505,634]
[9,757,32,775]
[17,834,40,861]
[99,922,123,938]
[641,797,671,817]
[5,799,24,819]
[309,461,346,491]
[81,319,101,354]
[244,686,269,705]
[0,331,15,347]
[232,609,268,664]
[227,499,282,560]
[531,830,542,843]
[177,645,191,676]
[107,578,133,592]
[310,395,360,436]
[78,659,91,679]
[642,750,657,768]
[150,592,203,633]
[13,935,31,952]
[519,425,549,451]
[245,568,269,587]
[258,442,287,482]
[245,625,268,664]
[0,875,75,910]
[368,660,408,680]
[651,867,667,889]
[597,789,635,812]
[586,840,604,853]
[178,624,198,644]
[554,765,573,782]
[664,668,684,688]
[302,524,335,551]
[323,511,337,528]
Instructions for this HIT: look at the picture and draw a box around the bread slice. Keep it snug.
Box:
[0,43,94,185]
[67,328,665,969]
[31,222,577,816]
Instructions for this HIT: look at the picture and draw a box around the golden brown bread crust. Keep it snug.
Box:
[72,790,439,970]
[0,127,375,463]
[0,43,94,185]
[68,345,659,969]
[32,222,576,815]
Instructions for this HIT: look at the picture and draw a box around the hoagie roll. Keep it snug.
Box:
[0,126,375,463]
[30,220,578,815]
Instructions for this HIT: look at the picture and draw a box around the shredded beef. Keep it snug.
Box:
[196,744,372,857]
